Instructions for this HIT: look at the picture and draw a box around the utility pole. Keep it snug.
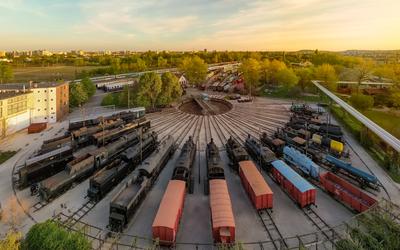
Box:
[140,126,143,163]
[102,116,105,147]
[127,86,130,109]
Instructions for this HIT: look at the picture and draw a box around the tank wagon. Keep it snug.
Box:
[205,138,225,194]
[171,136,196,193]
[239,161,273,210]
[18,145,73,188]
[324,155,378,189]
[245,135,276,171]
[310,134,345,157]
[283,146,320,180]
[151,137,196,245]
[320,172,377,213]
[271,160,316,208]
[226,136,249,171]
[88,133,158,201]
[109,135,175,232]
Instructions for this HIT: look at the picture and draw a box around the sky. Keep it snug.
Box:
[0,0,400,51]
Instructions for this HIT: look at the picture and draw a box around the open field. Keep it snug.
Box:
[10,66,108,82]
[363,109,400,140]
[0,150,17,165]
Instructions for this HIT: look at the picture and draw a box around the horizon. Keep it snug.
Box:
[1,0,400,51]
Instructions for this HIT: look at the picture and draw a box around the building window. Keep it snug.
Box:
[44,90,47,93]
[51,116,53,119]
[44,99,47,101]
[51,90,53,92]
[51,107,53,110]
[37,99,40,102]
[38,109,40,111]
[44,117,47,119]
[51,99,53,101]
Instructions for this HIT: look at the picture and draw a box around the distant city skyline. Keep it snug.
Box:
[1,0,400,51]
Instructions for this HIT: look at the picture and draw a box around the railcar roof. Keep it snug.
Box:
[272,160,315,192]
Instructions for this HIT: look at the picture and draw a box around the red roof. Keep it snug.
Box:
[239,161,272,196]
[209,179,235,228]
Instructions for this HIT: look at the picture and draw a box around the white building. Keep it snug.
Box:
[0,82,69,124]
[178,75,188,87]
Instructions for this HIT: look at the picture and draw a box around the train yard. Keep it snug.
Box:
[7,89,396,249]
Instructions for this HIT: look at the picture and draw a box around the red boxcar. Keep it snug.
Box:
[271,160,316,208]
[28,122,47,134]
[209,179,235,243]
[239,161,273,210]
[152,180,186,245]
[320,172,377,213]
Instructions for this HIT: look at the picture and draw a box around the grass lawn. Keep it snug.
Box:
[11,65,108,82]
[0,151,17,165]
[363,109,400,140]
[261,86,323,103]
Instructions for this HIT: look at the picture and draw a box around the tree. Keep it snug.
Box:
[179,56,208,86]
[80,77,96,97]
[354,59,374,93]
[23,220,91,250]
[260,59,270,85]
[110,57,121,74]
[389,88,400,108]
[0,231,21,250]
[0,63,13,84]
[239,58,261,96]
[350,94,374,111]
[267,59,287,85]
[157,56,168,68]
[315,64,338,91]
[275,68,299,89]
[136,72,162,108]
[69,83,88,107]
[132,58,147,72]
[295,67,313,91]
[157,72,182,106]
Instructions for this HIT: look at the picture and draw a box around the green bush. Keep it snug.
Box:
[349,93,374,111]
[23,220,91,250]
[101,92,120,106]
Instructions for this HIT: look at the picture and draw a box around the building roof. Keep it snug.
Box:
[0,91,31,101]
[239,161,272,196]
[0,81,67,90]
[272,160,315,193]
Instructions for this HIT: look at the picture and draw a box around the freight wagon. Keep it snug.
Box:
[152,180,186,246]
[226,136,249,171]
[18,146,74,188]
[38,153,97,201]
[171,137,196,193]
[88,131,158,201]
[245,135,276,171]
[271,160,316,208]
[310,134,345,157]
[283,146,320,180]
[109,135,175,232]
[239,161,273,210]
[324,155,379,189]
[68,107,146,131]
[39,134,72,154]
[71,119,124,147]
[320,172,377,213]
[260,133,285,157]
[92,119,150,146]
[209,179,235,243]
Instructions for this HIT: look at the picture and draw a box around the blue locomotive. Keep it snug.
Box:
[283,146,320,180]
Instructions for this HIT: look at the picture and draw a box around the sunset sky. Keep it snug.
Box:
[1,0,400,51]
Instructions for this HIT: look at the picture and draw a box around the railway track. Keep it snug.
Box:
[302,207,336,245]
[214,115,245,144]
[64,199,97,227]
[175,116,199,148]
[258,209,287,250]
